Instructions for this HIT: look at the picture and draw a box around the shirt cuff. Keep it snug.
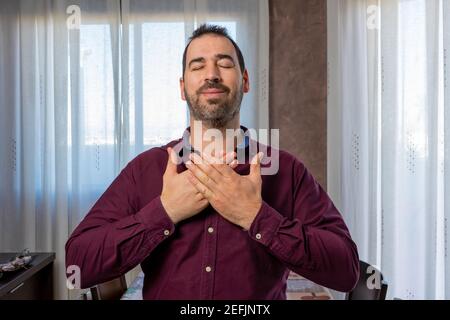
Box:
[134,196,176,237]
[248,201,283,246]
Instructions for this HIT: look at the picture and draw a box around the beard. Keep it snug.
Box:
[185,81,243,129]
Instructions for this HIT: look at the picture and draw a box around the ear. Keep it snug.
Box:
[180,77,186,101]
[242,69,250,93]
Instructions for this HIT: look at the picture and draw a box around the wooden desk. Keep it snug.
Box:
[0,252,55,300]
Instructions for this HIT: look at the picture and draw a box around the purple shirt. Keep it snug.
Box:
[65,135,359,299]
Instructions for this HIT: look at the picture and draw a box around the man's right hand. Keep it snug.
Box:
[161,147,208,224]
[161,147,238,224]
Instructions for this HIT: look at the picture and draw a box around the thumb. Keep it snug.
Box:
[164,147,178,176]
[249,152,263,181]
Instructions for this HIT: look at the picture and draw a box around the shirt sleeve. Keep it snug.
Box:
[65,160,175,289]
[248,160,360,292]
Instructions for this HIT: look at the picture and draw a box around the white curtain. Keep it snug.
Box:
[0,0,269,299]
[328,0,450,299]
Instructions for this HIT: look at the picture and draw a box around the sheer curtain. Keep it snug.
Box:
[328,0,449,299]
[0,0,269,299]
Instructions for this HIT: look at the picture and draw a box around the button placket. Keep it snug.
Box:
[199,211,219,299]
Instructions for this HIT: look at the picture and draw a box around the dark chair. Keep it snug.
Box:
[346,260,388,300]
[89,275,127,300]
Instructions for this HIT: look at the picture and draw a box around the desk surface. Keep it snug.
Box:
[0,252,55,297]
[121,271,333,300]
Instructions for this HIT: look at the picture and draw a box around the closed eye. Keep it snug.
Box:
[218,59,235,68]
[191,64,204,71]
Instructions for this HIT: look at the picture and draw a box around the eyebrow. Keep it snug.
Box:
[188,54,236,68]
[188,57,206,68]
[215,54,235,64]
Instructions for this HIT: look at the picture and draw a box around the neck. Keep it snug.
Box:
[189,116,243,157]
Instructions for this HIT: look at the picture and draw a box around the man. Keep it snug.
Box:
[65,24,359,299]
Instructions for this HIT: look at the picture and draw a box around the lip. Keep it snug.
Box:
[200,89,226,95]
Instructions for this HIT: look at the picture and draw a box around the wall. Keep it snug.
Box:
[269,0,327,188]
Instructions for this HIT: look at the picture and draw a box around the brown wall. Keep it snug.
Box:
[269,0,327,188]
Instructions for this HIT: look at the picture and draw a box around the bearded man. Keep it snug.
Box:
[66,24,359,300]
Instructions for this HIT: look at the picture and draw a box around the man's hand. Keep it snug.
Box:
[186,152,264,230]
[160,148,209,224]
[160,148,238,224]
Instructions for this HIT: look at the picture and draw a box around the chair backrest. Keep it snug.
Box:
[346,260,388,300]
[90,275,127,300]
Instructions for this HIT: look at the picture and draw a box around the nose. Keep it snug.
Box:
[205,64,221,83]
[206,77,220,85]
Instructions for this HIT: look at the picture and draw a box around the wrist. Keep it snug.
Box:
[240,200,262,230]
[160,195,180,224]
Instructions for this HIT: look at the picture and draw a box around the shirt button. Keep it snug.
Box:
[205,266,212,272]
[255,233,262,240]
[163,229,170,236]
[207,227,214,233]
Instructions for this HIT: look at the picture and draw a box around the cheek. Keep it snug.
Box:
[225,74,241,91]
[183,84,197,98]
[184,77,202,95]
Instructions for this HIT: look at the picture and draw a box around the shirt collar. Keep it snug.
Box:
[178,125,250,159]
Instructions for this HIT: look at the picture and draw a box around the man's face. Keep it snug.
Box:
[180,34,249,128]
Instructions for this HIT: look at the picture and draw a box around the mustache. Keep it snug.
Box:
[196,81,230,95]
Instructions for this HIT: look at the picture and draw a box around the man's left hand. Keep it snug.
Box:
[186,152,264,230]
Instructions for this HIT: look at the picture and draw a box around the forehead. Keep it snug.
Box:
[186,34,238,60]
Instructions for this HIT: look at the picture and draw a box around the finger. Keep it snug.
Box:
[219,151,238,171]
[199,151,237,177]
[229,159,239,169]
[187,172,214,200]
[186,156,220,191]
[200,151,237,177]
[223,151,236,165]
[195,192,206,201]
[211,157,237,177]
[164,147,178,176]
[250,152,263,180]
[201,150,223,165]
[189,153,223,184]
[201,150,235,165]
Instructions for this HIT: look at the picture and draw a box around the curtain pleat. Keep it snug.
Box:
[0,0,269,299]
[328,0,449,299]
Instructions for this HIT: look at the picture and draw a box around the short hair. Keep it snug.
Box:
[182,24,246,77]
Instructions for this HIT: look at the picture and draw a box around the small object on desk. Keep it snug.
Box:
[0,252,55,300]
[0,249,34,274]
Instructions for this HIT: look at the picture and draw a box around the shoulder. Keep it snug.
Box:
[256,142,307,178]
